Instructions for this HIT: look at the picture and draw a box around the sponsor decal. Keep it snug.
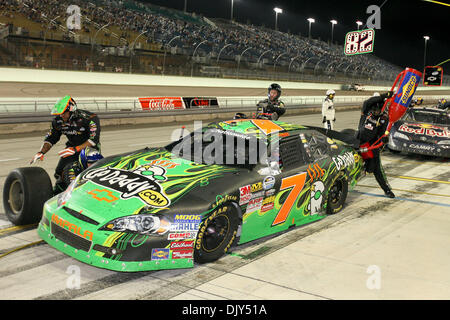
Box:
[169,240,195,250]
[211,195,238,209]
[170,214,202,232]
[308,181,325,215]
[307,163,325,182]
[151,248,170,260]
[260,195,276,213]
[172,249,194,259]
[332,152,355,171]
[409,144,436,151]
[245,197,263,214]
[87,189,118,203]
[167,232,197,240]
[251,182,263,193]
[139,97,185,111]
[182,97,219,109]
[239,185,252,205]
[51,214,93,241]
[265,189,275,197]
[398,124,450,138]
[400,76,417,105]
[263,176,276,190]
[82,165,170,208]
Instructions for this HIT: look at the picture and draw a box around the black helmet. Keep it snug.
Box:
[268,83,282,100]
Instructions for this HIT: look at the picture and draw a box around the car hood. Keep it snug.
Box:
[61,148,242,224]
[393,121,450,140]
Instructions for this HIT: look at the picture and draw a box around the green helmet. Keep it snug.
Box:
[51,96,77,115]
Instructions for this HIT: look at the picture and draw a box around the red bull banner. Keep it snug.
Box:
[138,97,185,111]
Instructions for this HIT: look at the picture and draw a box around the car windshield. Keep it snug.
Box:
[165,128,268,168]
[406,110,450,126]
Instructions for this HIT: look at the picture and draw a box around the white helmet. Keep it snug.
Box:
[326,89,335,96]
[373,92,380,97]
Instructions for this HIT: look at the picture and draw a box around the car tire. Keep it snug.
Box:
[3,167,53,225]
[326,175,348,215]
[194,204,240,264]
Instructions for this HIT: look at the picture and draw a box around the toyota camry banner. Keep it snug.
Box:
[138,97,185,111]
[182,97,219,108]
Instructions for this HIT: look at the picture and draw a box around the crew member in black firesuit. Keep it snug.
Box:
[30,96,101,194]
[357,91,395,198]
[257,83,286,120]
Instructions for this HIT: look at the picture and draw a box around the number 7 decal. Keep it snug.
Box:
[272,172,307,226]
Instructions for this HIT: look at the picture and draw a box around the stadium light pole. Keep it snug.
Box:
[231,0,234,21]
[330,20,337,44]
[191,40,207,77]
[274,8,282,31]
[129,30,148,74]
[356,21,363,30]
[307,18,315,39]
[423,36,430,70]
[184,0,187,12]
[162,35,181,76]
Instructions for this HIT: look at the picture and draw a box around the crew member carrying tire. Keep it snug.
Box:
[322,89,336,130]
[30,96,101,194]
[357,91,395,198]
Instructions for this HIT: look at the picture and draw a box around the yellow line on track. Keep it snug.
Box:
[0,240,44,259]
[386,175,450,185]
[357,184,450,198]
[0,224,37,236]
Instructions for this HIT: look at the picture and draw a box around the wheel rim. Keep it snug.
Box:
[330,179,343,205]
[202,214,230,252]
[9,179,24,215]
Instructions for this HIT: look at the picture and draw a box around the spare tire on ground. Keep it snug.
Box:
[3,167,53,225]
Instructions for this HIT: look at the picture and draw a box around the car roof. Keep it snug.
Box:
[209,119,307,139]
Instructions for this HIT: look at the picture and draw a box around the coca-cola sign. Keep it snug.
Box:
[139,97,185,111]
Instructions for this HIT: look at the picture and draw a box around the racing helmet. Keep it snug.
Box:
[326,89,336,100]
[416,97,423,105]
[373,92,380,97]
[79,147,103,169]
[439,98,447,104]
[51,96,77,116]
[268,83,282,100]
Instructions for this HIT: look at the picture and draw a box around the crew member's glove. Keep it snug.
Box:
[322,117,326,123]
[30,152,44,164]
[58,147,76,158]
[386,91,394,98]
[333,118,336,122]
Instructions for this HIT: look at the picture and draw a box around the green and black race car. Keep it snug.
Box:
[3,119,364,272]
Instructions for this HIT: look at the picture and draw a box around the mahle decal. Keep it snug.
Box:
[82,165,170,207]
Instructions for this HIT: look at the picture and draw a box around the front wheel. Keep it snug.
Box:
[3,167,53,225]
[194,204,240,264]
[326,175,348,215]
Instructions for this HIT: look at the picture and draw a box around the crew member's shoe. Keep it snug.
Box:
[384,190,395,198]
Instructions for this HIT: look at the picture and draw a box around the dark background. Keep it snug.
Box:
[139,0,450,74]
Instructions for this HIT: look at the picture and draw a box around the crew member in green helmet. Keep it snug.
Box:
[30,96,101,194]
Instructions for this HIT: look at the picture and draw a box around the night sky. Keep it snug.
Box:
[140,0,450,75]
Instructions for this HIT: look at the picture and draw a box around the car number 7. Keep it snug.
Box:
[272,172,307,226]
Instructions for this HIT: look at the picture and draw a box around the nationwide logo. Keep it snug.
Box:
[82,166,170,207]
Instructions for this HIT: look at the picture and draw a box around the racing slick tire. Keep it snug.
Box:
[194,204,240,264]
[3,167,53,225]
[326,174,348,215]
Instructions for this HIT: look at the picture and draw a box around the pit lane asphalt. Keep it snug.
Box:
[0,110,449,300]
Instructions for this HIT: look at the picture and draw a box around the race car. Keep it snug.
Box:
[3,119,364,272]
[387,107,450,157]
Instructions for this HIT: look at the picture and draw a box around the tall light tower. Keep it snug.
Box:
[423,36,430,70]
[330,20,337,44]
[307,18,315,39]
[274,7,283,31]
[231,0,234,21]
